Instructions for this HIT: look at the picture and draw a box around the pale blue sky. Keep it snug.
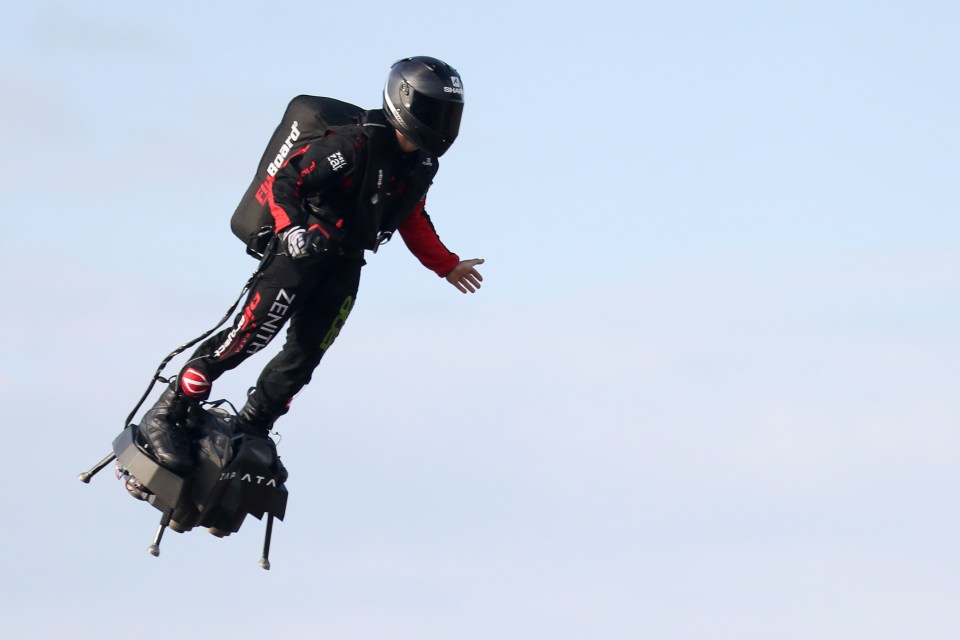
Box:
[1,1,958,639]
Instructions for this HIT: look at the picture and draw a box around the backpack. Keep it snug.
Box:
[230,96,366,256]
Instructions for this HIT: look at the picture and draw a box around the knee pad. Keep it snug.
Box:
[180,367,212,399]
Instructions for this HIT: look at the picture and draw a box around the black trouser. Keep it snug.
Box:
[177,250,363,419]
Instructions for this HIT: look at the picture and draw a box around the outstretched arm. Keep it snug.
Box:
[396,203,484,292]
[446,258,485,293]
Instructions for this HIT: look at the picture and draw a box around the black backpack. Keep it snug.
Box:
[230,96,366,256]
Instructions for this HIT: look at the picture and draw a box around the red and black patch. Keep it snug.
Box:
[180,367,212,398]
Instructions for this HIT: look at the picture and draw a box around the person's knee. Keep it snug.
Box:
[318,296,355,351]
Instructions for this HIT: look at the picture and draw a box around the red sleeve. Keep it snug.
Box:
[396,199,460,277]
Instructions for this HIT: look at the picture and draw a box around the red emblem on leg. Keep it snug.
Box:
[180,368,212,398]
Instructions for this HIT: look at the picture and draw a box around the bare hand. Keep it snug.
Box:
[446,258,485,293]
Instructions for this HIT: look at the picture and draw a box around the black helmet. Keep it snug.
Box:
[383,56,464,157]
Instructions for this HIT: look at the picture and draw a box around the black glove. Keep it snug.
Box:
[279,225,328,259]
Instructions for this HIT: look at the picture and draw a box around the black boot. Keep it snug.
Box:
[233,388,286,436]
[234,401,274,437]
[138,384,197,472]
[234,391,289,483]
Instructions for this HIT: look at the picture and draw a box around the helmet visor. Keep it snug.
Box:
[407,88,464,142]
